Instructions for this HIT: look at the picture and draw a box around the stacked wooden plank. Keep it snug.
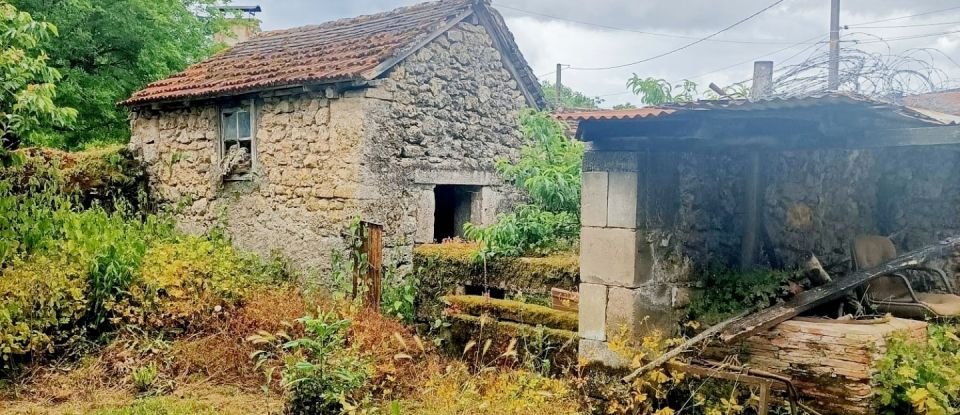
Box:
[712,317,927,414]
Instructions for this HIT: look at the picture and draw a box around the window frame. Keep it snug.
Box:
[218,99,258,180]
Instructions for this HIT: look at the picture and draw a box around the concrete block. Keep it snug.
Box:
[579,339,629,369]
[606,285,677,340]
[578,283,608,341]
[580,227,641,287]
[607,172,638,228]
[580,172,608,227]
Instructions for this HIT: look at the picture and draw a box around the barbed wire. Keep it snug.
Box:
[769,33,955,98]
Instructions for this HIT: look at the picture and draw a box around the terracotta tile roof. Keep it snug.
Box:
[903,89,960,116]
[555,107,675,122]
[125,0,541,106]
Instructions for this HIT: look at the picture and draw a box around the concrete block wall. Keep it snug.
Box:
[578,150,690,367]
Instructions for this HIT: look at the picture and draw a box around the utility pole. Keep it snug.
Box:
[828,0,840,90]
[555,63,563,109]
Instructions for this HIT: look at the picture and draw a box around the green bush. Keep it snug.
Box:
[874,324,960,415]
[0,255,89,369]
[282,312,369,415]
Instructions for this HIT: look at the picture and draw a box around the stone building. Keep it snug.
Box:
[123,0,544,271]
[560,92,960,365]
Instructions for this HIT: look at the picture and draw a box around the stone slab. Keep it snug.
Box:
[578,283,608,341]
[606,285,677,339]
[580,227,641,287]
[414,188,435,243]
[580,172,608,228]
[607,171,638,229]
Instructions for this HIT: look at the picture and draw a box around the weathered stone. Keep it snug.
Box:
[606,284,676,339]
[583,151,639,172]
[580,172,608,227]
[580,227,641,287]
[579,338,629,369]
[606,172,637,229]
[578,283,607,341]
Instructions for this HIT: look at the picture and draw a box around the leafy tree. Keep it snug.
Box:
[8,0,231,148]
[612,103,637,110]
[626,75,698,105]
[541,80,602,109]
[0,2,76,164]
[464,110,583,257]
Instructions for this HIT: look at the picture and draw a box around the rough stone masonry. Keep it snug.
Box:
[128,22,527,275]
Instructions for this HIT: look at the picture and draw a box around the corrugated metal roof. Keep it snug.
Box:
[558,92,953,126]
[555,107,675,122]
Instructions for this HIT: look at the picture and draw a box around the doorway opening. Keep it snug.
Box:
[433,185,478,241]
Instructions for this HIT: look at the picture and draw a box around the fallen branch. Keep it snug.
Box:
[622,309,752,383]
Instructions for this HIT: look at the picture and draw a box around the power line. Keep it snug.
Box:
[565,0,788,71]
[846,5,960,27]
[494,3,806,45]
[856,29,960,44]
[687,33,828,81]
[850,20,960,30]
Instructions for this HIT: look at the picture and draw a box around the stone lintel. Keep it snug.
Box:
[413,169,500,186]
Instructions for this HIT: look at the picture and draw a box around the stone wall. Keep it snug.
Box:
[130,93,366,272]
[129,21,528,274]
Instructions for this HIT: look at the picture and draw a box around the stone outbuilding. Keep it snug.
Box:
[123,0,544,271]
[559,92,960,364]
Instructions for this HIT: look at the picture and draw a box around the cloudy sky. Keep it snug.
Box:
[254,0,960,107]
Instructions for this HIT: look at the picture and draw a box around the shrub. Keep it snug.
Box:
[464,109,583,258]
[0,255,89,369]
[58,206,175,327]
[282,311,370,414]
[874,323,960,414]
[126,236,283,330]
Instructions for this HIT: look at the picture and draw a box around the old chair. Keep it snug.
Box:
[854,235,960,319]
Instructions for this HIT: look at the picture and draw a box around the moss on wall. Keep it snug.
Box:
[443,295,577,331]
[413,242,578,320]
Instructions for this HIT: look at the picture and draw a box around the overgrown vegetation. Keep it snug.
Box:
[7,0,233,148]
[686,267,793,325]
[464,109,583,258]
[874,322,960,415]
[0,2,77,162]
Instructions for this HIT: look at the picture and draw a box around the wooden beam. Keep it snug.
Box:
[721,237,960,343]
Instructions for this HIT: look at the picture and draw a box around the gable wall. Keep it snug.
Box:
[355,21,528,264]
